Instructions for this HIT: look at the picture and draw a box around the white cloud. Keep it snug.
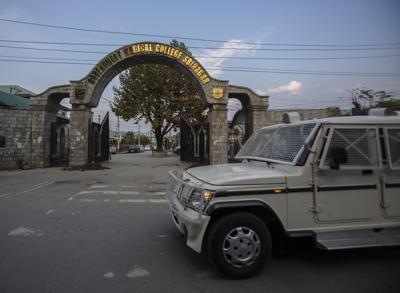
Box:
[269,81,302,94]
[227,98,242,110]
[196,39,261,76]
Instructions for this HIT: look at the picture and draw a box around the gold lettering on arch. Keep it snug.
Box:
[87,43,211,86]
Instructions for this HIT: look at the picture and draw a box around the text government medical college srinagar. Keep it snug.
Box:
[88,42,211,86]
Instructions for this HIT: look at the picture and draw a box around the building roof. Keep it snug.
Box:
[0,90,31,109]
[0,85,35,97]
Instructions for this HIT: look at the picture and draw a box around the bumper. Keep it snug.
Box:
[166,173,210,253]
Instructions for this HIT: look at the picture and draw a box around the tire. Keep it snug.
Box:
[206,212,271,278]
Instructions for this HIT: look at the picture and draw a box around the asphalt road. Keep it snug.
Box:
[0,153,399,293]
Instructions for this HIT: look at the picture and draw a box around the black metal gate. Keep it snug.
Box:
[50,117,70,166]
[180,115,209,164]
[89,112,110,162]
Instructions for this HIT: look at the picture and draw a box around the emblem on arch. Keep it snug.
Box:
[212,87,224,100]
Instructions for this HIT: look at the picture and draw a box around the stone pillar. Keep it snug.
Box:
[249,105,268,134]
[31,106,57,168]
[69,105,93,166]
[208,104,228,165]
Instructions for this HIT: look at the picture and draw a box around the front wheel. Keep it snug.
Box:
[206,212,271,278]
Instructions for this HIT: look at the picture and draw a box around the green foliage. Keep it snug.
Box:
[121,131,151,146]
[137,134,151,146]
[112,40,206,150]
[349,87,399,115]
[121,131,135,145]
[376,99,400,111]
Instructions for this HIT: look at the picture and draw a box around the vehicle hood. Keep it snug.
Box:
[186,163,286,186]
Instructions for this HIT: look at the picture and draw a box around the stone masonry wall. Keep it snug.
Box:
[30,110,57,168]
[208,104,228,164]
[249,106,268,134]
[0,108,32,169]
[69,107,92,166]
[265,107,339,126]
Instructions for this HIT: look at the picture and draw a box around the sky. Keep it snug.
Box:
[0,0,399,132]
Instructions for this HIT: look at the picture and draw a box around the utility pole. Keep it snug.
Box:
[134,121,141,146]
[138,123,141,147]
[117,116,120,151]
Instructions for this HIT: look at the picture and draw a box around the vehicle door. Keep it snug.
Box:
[381,126,400,218]
[315,125,380,223]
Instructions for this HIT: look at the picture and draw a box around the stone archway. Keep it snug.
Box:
[30,41,269,168]
[68,42,229,166]
[227,85,269,136]
[30,84,71,167]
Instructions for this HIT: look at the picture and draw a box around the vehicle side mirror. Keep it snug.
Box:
[329,147,348,170]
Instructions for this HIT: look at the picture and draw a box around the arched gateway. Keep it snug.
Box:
[30,42,268,167]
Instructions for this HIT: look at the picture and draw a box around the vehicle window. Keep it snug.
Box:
[236,123,316,164]
[0,135,5,148]
[378,128,387,165]
[321,127,379,169]
[385,128,400,169]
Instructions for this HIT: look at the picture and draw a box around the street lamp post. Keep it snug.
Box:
[135,121,141,147]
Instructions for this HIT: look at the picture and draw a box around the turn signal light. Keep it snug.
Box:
[203,191,214,200]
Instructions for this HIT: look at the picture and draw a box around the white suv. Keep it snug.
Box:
[166,112,400,278]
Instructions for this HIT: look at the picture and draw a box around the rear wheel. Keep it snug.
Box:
[206,212,271,278]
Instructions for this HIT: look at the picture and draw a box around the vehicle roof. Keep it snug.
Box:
[260,115,400,130]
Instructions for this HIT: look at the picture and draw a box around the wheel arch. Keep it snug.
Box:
[204,200,287,253]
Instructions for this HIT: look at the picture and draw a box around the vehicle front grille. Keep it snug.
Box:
[168,172,191,208]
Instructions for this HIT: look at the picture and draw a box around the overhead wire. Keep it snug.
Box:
[0,58,94,65]
[3,18,392,113]
[2,47,400,61]
[0,39,400,52]
[1,18,399,48]
[0,44,108,54]
[0,19,399,79]
[0,58,398,77]
[0,54,99,62]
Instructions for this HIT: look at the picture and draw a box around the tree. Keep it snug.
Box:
[112,40,206,151]
[122,131,135,145]
[349,87,399,115]
[121,131,151,146]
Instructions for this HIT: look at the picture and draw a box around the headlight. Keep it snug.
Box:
[188,189,215,211]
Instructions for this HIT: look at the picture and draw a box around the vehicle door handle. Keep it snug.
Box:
[361,170,373,175]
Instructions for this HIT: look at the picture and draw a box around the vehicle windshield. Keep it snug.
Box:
[236,123,317,164]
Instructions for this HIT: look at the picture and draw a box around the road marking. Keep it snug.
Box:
[90,184,108,188]
[0,192,12,198]
[148,199,167,203]
[80,199,98,202]
[89,184,166,189]
[126,266,150,278]
[8,226,44,237]
[103,272,115,278]
[145,191,166,196]
[119,199,147,203]
[76,190,141,196]
[5,181,54,199]
[69,198,167,204]
[45,209,55,215]
[31,181,51,188]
